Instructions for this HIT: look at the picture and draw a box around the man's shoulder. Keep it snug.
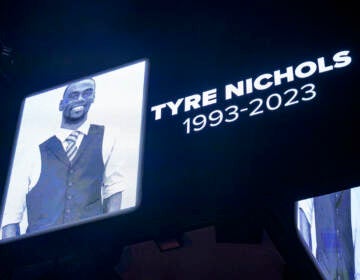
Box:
[89,123,105,135]
[89,123,105,129]
[39,135,58,147]
[90,124,118,150]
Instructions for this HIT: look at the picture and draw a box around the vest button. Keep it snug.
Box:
[69,169,74,174]
[68,182,73,187]
[65,209,71,214]
[67,195,72,200]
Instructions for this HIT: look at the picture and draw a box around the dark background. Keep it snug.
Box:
[0,1,358,279]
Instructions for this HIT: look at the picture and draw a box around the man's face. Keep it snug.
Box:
[59,79,95,121]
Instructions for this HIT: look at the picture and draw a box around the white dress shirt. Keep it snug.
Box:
[297,186,360,280]
[1,120,127,231]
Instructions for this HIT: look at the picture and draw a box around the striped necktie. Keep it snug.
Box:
[65,130,80,161]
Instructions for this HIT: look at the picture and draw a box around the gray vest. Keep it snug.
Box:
[314,189,354,280]
[26,124,105,234]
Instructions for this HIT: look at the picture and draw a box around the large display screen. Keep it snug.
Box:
[0,60,147,242]
[296,186,360,280]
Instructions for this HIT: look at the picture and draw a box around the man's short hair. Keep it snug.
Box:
[63,78,96,98]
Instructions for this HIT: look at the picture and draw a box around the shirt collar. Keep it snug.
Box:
[55,120,91,143]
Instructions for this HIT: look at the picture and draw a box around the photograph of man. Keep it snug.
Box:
[1,78,125,238]
[0,61,146,240]
[297,186,360,280]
